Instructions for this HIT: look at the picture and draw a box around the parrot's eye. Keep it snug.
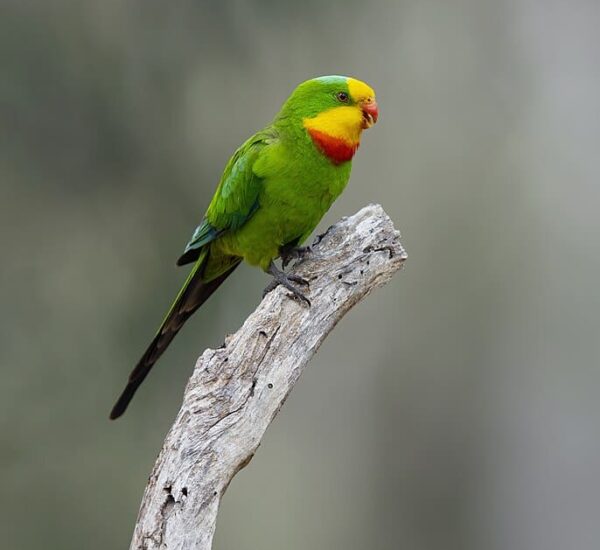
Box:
[336,91,350,103]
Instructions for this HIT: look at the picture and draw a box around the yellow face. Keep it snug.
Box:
[303,77,378,145]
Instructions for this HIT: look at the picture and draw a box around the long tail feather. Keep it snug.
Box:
[110,252,240,419]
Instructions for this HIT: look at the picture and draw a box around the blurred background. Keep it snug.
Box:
[2,1,599,548]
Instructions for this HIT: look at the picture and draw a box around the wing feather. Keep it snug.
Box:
[176,128,277,266]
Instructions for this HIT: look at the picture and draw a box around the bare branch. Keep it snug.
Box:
[130,204,407,550]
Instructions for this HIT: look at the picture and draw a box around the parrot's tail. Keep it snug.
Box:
[109,251,241,420]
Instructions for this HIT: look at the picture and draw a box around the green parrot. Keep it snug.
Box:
[110,75,378,419]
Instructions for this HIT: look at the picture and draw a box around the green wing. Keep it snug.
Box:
[176,127,277,266]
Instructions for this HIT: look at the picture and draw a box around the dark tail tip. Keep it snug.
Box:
[109,382,139,420]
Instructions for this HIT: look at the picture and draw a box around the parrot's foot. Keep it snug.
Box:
[280,245,312,270]
[264,262,310,306]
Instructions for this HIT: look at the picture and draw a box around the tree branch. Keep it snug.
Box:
[130,204,407,550]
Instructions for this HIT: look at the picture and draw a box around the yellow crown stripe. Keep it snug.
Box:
[347,78,375,103]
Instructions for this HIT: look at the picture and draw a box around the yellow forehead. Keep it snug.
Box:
[347,78,375,102]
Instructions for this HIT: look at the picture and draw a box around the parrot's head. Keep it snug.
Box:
[278,75,378,164]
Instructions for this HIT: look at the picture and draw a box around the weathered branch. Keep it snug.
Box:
[131,204,407,550]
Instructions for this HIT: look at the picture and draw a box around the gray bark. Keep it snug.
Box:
[131,204,407,549]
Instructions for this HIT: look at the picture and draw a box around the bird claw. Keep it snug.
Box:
[264,262,311,306]
[286,273,309,286]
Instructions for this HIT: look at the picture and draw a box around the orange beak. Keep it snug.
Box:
[361,99,379,129]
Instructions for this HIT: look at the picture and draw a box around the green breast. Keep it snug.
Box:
[262,139,351,239]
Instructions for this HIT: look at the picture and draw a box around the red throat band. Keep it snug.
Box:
[307,128,359,164]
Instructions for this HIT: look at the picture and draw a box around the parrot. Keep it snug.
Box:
[110,75,378,419]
